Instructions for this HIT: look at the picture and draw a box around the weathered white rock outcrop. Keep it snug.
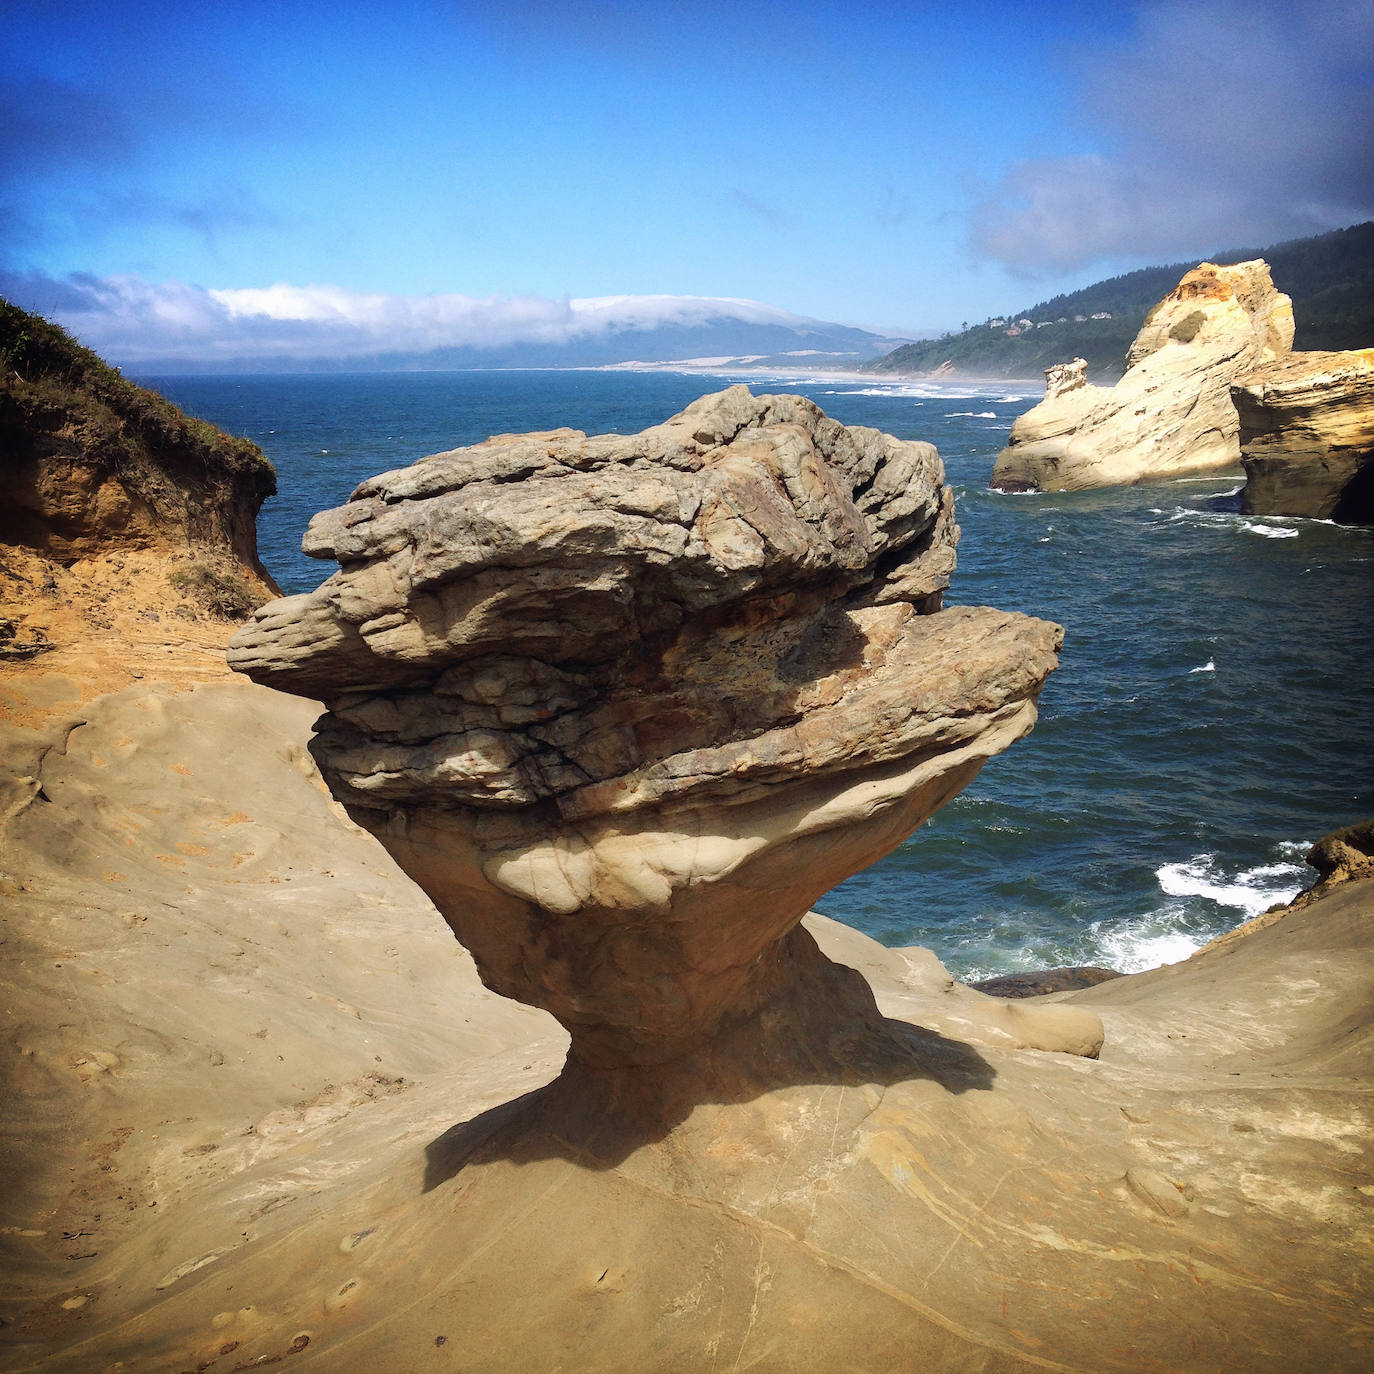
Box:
[230,386,1065,1081]
[1234,348,1374,522]
[992,260,1295,491]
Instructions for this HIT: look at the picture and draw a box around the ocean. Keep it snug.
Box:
[143,369,1374,980]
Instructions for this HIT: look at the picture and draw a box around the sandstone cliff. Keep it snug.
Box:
[992,261,1294,491]
[1233,347,1374,522]
[0,297,278,712]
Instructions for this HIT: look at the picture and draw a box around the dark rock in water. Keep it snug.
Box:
[970,965,1123,998]
[1305,818,1374,888]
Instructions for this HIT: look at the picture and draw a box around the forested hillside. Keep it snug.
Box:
[872,221,1374,379]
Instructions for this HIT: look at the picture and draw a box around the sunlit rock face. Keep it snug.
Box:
[231,386,1060,1074]
[1235,348,1374,523]
[992,260,1295,492]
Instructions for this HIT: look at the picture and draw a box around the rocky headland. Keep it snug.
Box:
[992,260,1294,492]
[1233,348,1374,522]
[1,374,1371,1372]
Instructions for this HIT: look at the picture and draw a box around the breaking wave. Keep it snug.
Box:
[1155,851,1309,919]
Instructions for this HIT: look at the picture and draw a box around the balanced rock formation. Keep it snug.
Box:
[1234,348,1374,522]
[231,386,1063,1100]
[992,260,1294,491]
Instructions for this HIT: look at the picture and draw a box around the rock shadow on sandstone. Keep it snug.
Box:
[423,932,998,1184]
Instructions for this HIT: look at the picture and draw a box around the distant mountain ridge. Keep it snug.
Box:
[872,221,1374,379]
[262,316,916,374]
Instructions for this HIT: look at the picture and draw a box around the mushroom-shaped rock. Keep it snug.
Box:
[230,387,1061,1093]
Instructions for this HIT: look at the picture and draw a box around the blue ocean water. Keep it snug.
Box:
[144,370,1374,979]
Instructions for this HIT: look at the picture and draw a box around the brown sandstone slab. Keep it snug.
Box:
[1,675,1370,1373]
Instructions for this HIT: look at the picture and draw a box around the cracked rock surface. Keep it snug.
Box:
[231,387,1061,1072]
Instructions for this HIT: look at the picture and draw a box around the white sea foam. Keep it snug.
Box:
[1156,852,1308,917]
[1166,508,1302,539]
[1188,660,1215,673]
[805,379,1036,404]
[947,410,998,418]
[1070,849,1313,974]
[1091,921,1207,973]
[937,841,1314,980]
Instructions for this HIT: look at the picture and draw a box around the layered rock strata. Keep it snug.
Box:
[1234,348,1374,522]
[992,260,1295,491]
[231,386,1062,1088]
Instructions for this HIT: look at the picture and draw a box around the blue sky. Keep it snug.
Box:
[4,0,1371,364]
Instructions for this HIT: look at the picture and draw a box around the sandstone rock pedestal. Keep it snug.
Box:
[992,260,1294,492]
[1234,348,1374,522]
[231,386,1061,1121]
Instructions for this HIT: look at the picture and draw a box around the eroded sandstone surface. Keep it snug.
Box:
[992,260,1295,491]
[2,676,1370,1372]
[6,345,1372,1373]
[230,386,1063,1083]
[1234,348,1374,522]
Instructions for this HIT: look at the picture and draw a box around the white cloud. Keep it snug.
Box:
[2,273,814,364]
[970,0,1374,274]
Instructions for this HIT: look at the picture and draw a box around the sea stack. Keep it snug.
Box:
[230,386,1062,1098]
[1233,348,1374,522]
[992,260,1294,491]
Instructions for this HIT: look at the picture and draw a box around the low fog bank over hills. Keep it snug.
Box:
[262,319,916,374]
[0,274,918,375]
